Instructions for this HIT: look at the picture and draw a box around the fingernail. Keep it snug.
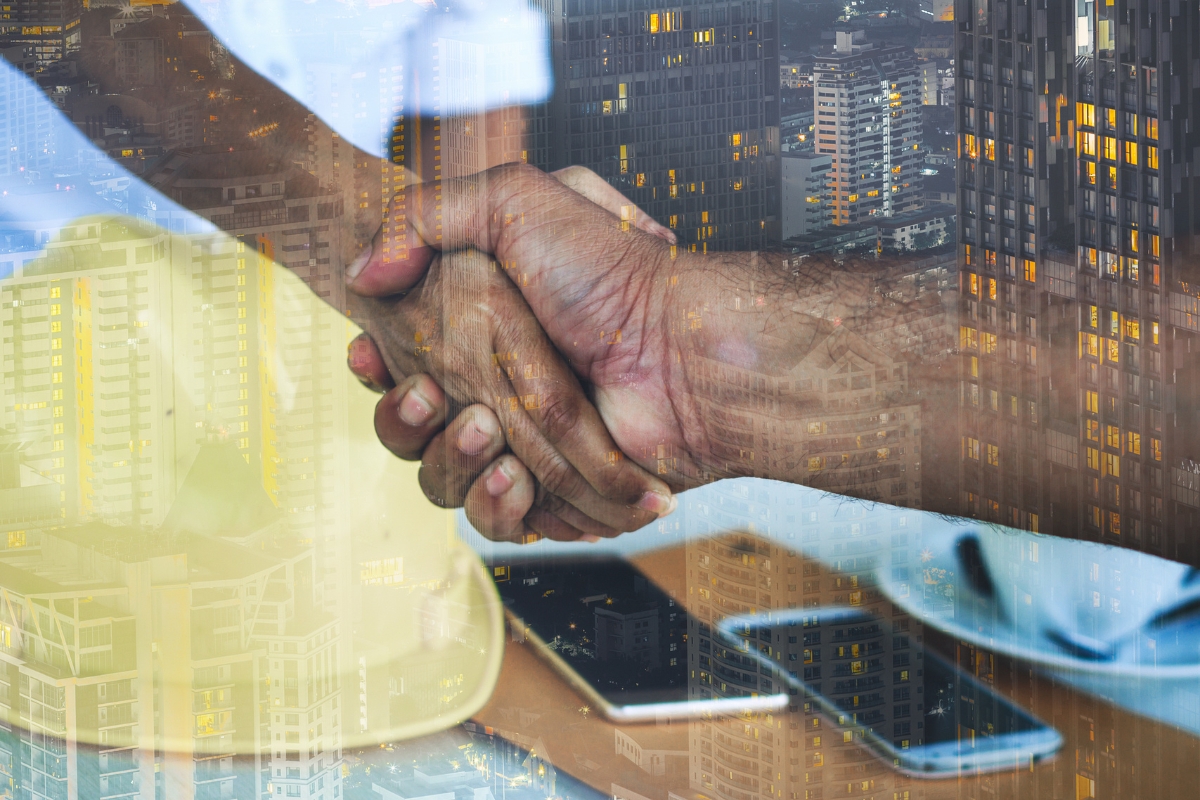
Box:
[579,533,602,543]
[347,337,367,370]
[486,461,515,497]
[346,242,373,283]
[636,491,677,518]
[398,387,435,426]
[456,421,492,455]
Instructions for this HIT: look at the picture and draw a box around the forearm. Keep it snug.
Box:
[664,250,957,506]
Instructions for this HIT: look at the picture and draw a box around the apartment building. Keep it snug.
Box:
[813,30,924,226]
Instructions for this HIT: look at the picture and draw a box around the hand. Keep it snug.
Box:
[346,163,928,501]
[347,163,705,486]
[346,162,734,491]
[345,167,678,542]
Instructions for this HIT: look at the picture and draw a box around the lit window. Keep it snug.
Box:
[1124,140,1138,165]
[1106,425,1121,449]
[1078,131,1096,156]
[1103,453,1120,478]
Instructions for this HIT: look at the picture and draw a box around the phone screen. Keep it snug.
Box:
[489,556,692,708]
[918,636,1044,747]
[722,608,1060,773]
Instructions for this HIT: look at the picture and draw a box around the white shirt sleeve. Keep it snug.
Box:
[180,0,553,158]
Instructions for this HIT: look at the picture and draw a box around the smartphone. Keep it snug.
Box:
[720,607,1062,776]
[488,555,789,722]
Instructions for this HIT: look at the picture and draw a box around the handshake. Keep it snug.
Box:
[340,163,908,543]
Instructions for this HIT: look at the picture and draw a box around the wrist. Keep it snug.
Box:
[658,250,794,483]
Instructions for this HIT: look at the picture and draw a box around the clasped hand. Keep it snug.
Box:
[342,164,698,543]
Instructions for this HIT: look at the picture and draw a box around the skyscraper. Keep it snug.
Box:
[813,31,924,227]
[780,150,831,239]
[954,0,1200,561]
[0,0,83,68]
[534,0,780,252]
[954,0,1074,536]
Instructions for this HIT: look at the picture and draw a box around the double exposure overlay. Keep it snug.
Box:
[0,1,1198,799]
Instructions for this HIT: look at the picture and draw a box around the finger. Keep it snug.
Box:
[345,163,671,383]
[551,165,676,244]
[417,405,507,509]
[522,506,594,542]
[345,179,439,296]
[488,280,677,533]
[356,252,678,534]
[415,406,624,540]
[463,455,539,543]
[526,488,627,540]
[348,333,396,393]
[462,458,608,544]
[374,375,448,461]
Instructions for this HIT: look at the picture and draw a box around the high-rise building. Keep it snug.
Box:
[533,0,780,252]
[0,216,181,528]
[780,150,831,239]
[0,0,83,68]
[953,0,1200,562]
[953,0,1075,537]
[813,31,924,226]
[1069,0,1199,556]
[0,456,344,800]
[920,59,940,106]
[919,58,955,106]
[0,46,55,178]
[687,319,922,508]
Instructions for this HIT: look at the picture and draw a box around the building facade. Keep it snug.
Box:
[954,0,1200,562]
[534,0,780,252]
[813,31,924,226]
[0,0,82,68]
[780,150,831,239]
[688,322,922,509]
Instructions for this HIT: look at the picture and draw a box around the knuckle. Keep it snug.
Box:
[534,392,583,445]
[494,161,552,201]
[587,458,636,502]
[373,412,424,462]
[527,449,584,502]
[555,165,590,185]
[531,488,570,518]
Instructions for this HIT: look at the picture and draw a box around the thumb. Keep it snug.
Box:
[345,177,439,297]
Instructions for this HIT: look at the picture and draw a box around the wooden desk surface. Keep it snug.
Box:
[473,542,1200,800]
